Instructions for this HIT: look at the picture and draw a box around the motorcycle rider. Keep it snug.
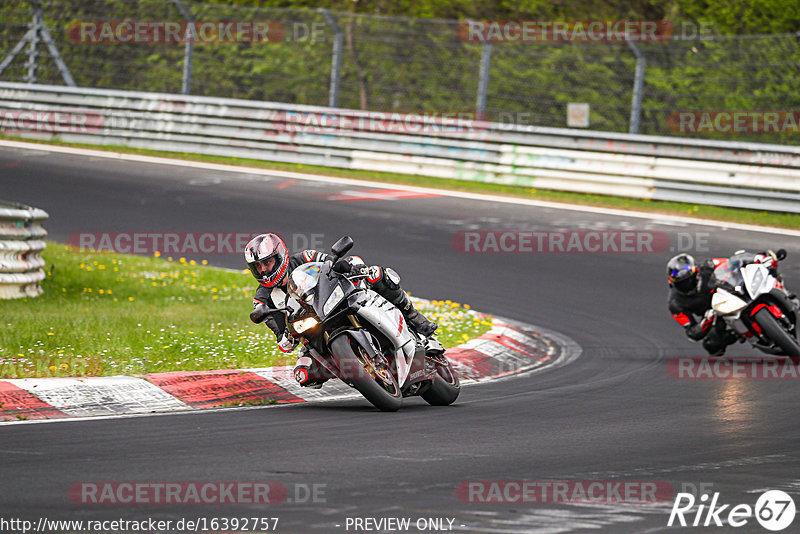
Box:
[245,233,437,387]
[667,251,781,356]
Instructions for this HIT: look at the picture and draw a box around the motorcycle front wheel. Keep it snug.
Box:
[754,308,800,363]
[329,335,403,412]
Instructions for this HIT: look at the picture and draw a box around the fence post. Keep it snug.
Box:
[626,37,646,134]
[24,7,42,83]
[319,8,343,108]
[0,1,76,86]
[172,0,194,95]
[476,42,492,118]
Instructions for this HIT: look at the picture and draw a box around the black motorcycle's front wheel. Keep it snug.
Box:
[329,335,403,412]
[421,354,460,406]
[754,308,800,363]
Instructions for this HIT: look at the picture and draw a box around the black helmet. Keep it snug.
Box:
[244,233,289,287]
[667,254,699,295]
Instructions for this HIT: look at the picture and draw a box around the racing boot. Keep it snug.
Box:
[368,266,438,337]
[390,289,438,338]
[293,356,328,389]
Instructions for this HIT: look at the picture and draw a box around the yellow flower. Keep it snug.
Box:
[154,251,161,258]
[47,332,54,336]
[107,289,112,294]
[464,304,471,309]
[202,260,208,265]
[189,259,196,266]
[167,256,173,262]
[49,365,57,372]
[99,289,104,294]
[179,257,186,264]
[128,297,134,301]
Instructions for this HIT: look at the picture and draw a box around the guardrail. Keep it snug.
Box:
[2,82,800,213]
[0,201,48,299]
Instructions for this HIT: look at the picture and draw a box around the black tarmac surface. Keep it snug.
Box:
[2,144,799,533]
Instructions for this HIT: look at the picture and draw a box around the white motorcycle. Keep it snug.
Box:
[251,236,460,411]
[711,249,800,361]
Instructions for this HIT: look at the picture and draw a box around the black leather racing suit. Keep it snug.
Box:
[668,258,736,355]
[251,249,418,356]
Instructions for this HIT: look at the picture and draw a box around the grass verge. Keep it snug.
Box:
[3,134,800,229]
[0,243,491,378]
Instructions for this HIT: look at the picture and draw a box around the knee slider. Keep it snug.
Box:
[383,267,401,290]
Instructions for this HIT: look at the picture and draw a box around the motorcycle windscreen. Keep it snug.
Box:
[288,262,322,302]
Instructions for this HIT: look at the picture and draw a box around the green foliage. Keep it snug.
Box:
[1,1,799,143]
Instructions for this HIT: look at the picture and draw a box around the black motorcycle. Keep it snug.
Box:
[251,236,460,411]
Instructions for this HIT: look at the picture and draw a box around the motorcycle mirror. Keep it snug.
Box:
[332,258,351,274]
[250,304,270,324]
[776,249,787,261]
[330,235,354,259]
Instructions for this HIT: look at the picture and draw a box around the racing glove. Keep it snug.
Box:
[700,309,716,331]
[263,310,299,353]
[685,309,715,340]
[754,251,777,269]
[333,257,371,279]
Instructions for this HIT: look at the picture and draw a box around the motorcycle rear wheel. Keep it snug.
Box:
[421,355,460,406]
[329,335,403,412]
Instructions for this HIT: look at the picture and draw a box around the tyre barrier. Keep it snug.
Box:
[0,201,49,299]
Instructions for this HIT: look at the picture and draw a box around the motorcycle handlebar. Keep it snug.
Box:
[250,303,290,324]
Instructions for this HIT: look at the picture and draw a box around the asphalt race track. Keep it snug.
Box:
[2,143,800,533]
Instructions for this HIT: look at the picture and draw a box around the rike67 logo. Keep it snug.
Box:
[668,490,796,531]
